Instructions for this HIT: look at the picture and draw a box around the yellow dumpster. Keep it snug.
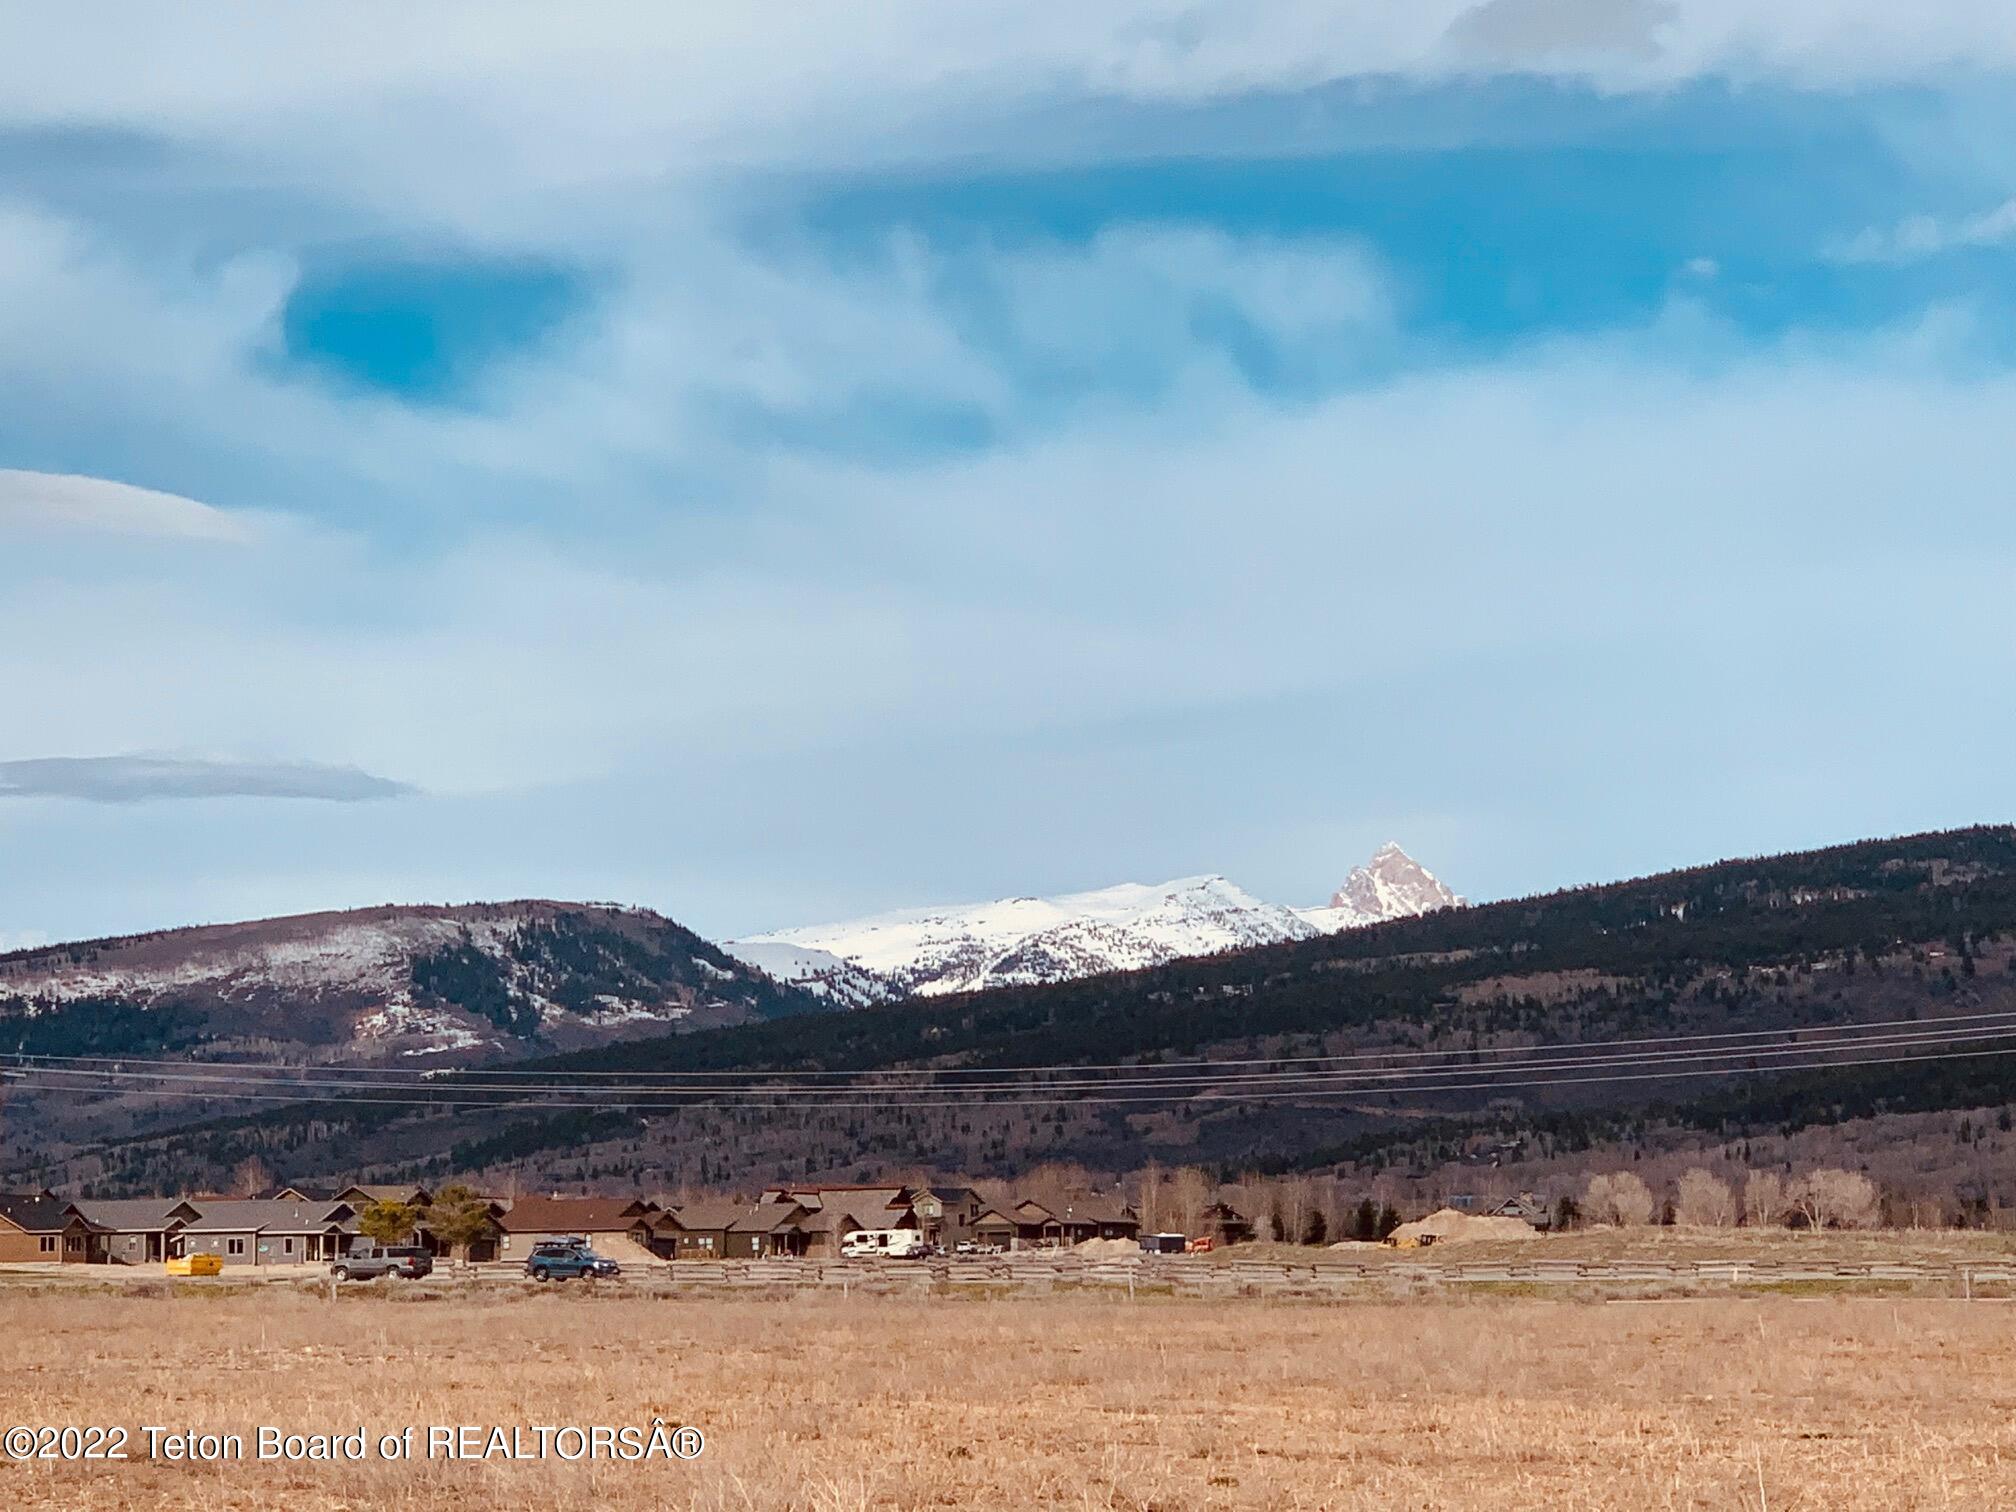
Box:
[165,1254,224,1277]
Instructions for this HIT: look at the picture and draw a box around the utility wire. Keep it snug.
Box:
[4,1006,2010,1082]
[4,1018,2013,1100]
[7,1036,2015,1112]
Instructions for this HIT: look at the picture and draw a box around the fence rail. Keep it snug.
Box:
[457,1254,2016,1298]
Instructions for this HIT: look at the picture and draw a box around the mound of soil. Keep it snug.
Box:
[1388,1209,1543,1244]
[1072,1237,1145,1260]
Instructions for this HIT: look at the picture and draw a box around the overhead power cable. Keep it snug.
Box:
[5,1005,2011,1082]
[5,1023,2015,1112]
[4,1017,2014,1100]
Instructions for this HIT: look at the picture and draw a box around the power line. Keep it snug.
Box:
[6,1006,2011,1082]
[8,1035,2015,1112]
[5,1018,2014,1100]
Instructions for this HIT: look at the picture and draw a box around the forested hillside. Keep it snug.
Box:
[17,826,2016,1205]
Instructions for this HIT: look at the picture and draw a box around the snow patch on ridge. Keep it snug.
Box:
[731,847,1464,1004]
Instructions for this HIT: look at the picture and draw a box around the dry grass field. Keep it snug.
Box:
[2,1289,2014,1510]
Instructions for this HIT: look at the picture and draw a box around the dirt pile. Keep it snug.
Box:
[1386,1209,1543,1244]
[1072,1237,1144,1260]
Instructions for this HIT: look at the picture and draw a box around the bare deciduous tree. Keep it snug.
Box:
[1743,1170,1787,1228]
[1793,1168,1881,1231]
[1583,1171,1656,1226]
[230,1155,273,1198]
[1674,1168,1736,1227]
[1168,1166,1214,1238]
[1134,1160,1163,1233]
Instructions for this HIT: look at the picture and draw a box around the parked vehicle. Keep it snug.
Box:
[165,1253,223,1277]
[954,1239,1001,1256]
[330,1246,434,1281]
[840,1228,927,1259]
[1139,1232,1188,1255]
[524,1239,620,1281]
[1185,1236,1215,1254]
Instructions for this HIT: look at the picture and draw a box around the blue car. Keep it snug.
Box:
[524,1238,621,1281]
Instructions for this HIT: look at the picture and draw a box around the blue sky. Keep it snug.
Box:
[3,5,2016,947]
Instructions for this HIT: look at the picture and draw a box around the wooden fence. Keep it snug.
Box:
[466,1254,2016,1299]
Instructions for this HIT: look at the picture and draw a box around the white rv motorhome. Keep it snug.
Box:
[840,1228,926,1259]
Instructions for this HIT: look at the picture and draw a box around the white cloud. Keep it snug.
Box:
[0,468,257,542]
[2,7,2014,232]
[1830,197,2016,264]
[0,756,411,803]
[7,319,2014,805]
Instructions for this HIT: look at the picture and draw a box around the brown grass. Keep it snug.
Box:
[3,1291,2014,1509]
[1269,1224,2016,1266]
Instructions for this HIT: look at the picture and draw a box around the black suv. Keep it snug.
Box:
[525,1239,621,1281]
[330,1245,434,1281]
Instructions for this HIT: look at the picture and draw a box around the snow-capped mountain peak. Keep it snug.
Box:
[729,873,1315,1001]
[727,847,1464,1004]
[1293,842,1465,932]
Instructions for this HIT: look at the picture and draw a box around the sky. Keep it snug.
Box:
[4,3,2016,948]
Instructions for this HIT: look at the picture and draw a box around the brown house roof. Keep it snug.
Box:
[1054,1197,1138,1226]
[497,1196,656,1233]
[180,1199,355,1234]
[336,1184,433,1207]
[760,1184,912,1213]
[69,1199,201,1232]
[658,1200,758,1234]
[0,1193,93,1234]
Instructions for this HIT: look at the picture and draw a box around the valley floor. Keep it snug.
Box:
[2,1291,2012,1509]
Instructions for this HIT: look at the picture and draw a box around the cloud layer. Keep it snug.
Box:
[1,11,2013,945]
[0,757,413,804]
[0,468,256,542]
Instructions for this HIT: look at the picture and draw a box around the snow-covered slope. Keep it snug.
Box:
[717,939,897,1010]
[1294,842,1466,931]
[730,875,1317,999]
[0,901,818,1061]
[727,847,1465,1002]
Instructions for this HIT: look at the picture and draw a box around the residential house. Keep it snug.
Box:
[175,1199,356,1266]
[415,1195,507,1262]
[729,1202,813,1259]
[652,1199,748,1261]
[971,1201,1068,1250]
[1050,1195,1141,1245]
[0,1193,102,1264]
[1198,1201,1256,1246]
[791,1204,869,1258]
[1485,1193,1553,1230]
[973,1196,1140,1249]
[495,1196,659,1259]
[971,1207,1021,1250]
[910,1186,984,1248]
[71,1198,201,1265]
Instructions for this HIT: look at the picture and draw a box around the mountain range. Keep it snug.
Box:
[0,901,820,1065]
[725,843,1462,1002]
[10,826,2016,1211]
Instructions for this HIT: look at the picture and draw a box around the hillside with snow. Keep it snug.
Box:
[0,901,818,1063]
[727,845,1464,1000]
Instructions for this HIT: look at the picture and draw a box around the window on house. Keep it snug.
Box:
[283,1238,295,1255]
[39,1236,55,1253]
[227,1238,245,1256]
